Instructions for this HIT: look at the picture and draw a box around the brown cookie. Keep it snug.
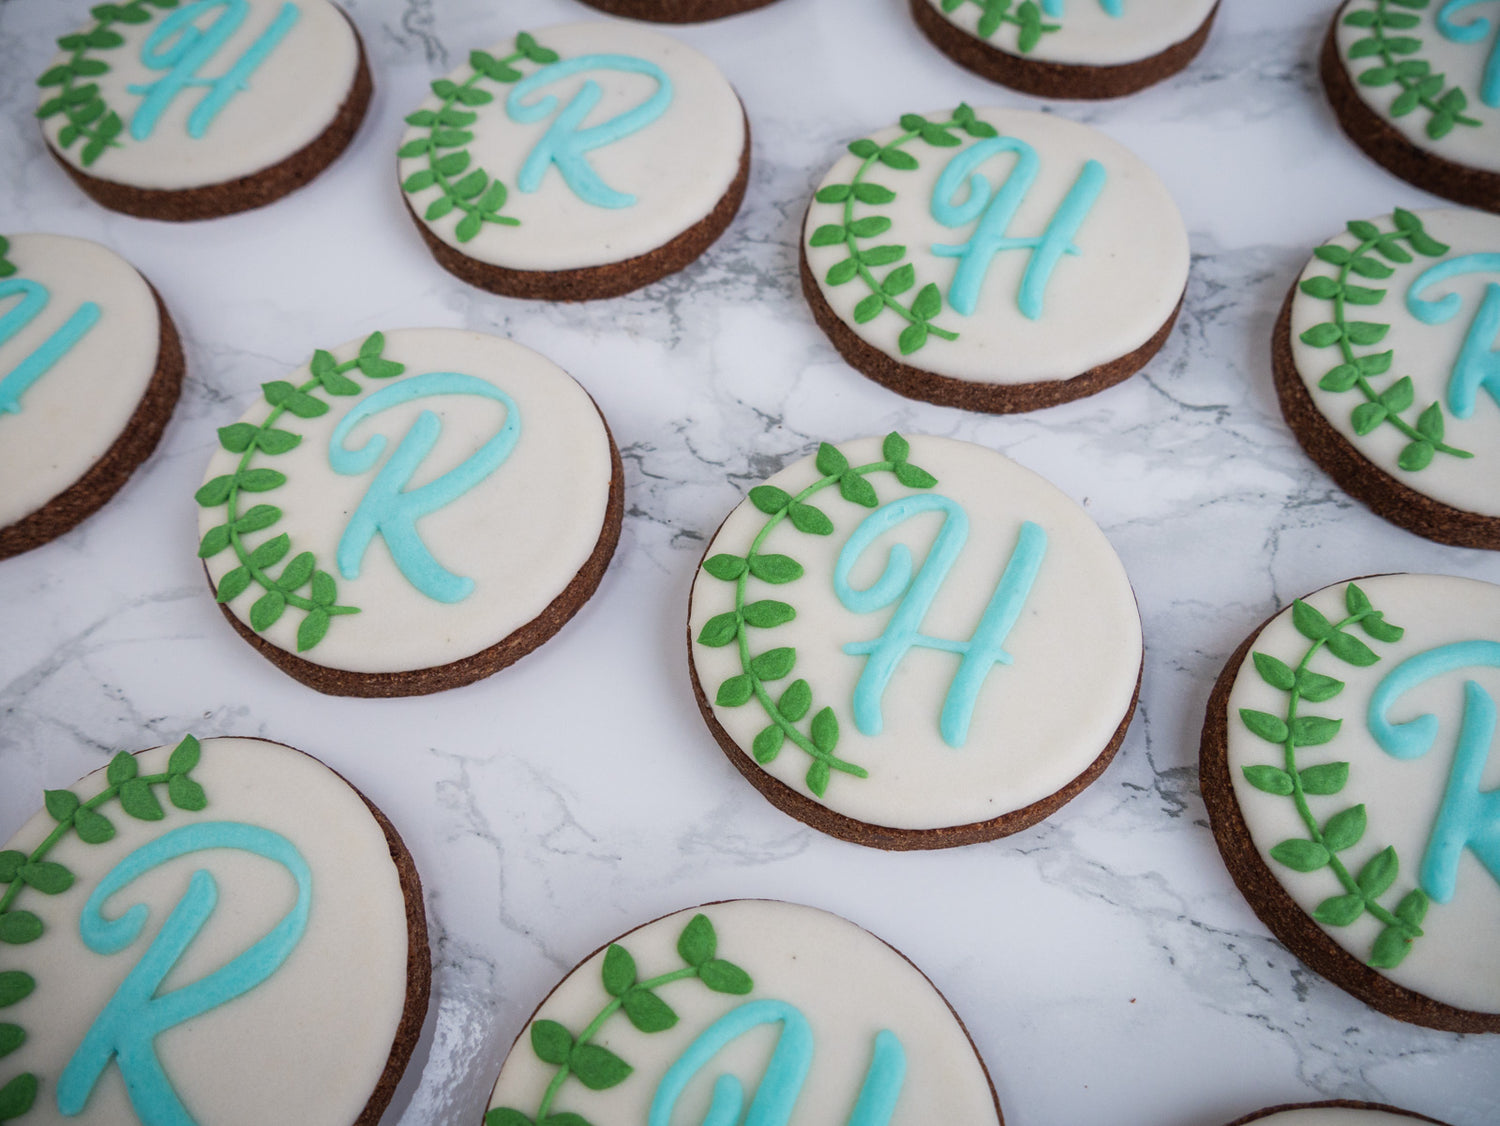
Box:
[397,23,749,302]
[574,0,787,22]
[801,105,1187,413]
[1320,0,1500,213]
[195,329,622,698]
[0,234,184,560]
[1272,208,1500,551]
[911,0,1219,100]
[0,734,430,1124]
[1202,573,1500,1034]
[686,434,1142,849]
[36,1,371,221]
[1221,1103,1449,1126]
[481,900,1005,1125]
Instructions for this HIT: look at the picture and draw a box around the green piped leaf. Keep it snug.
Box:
[677,913,716,966]
[198,524,231,559]
[1290,715,1341,746]
[621,986,677,1033]
[1252,651,1296,691]
[1396,887,1429,926]
[0,1073,38,1120]
[742,601,794,628]
[1357,846,1399,899]
[1325,629,1379,667]
[882,432,910,463]
[601,944,635,997]
[749,647,795,680]
[0,972,35,1008]
[216,566,252,604]
[1322,805,1368,853]
[778,679,812,723]
[716,674,753,707]
[787,503,833,535]
[16,861,72,894]
[697,612,739,648]
[485,1110,534,1126]
[752,724,784,764]
[74,806,115,845]
[703,554,747,581]
[1241,765,1294,795]
[1294,669,1344,703]
[0,853,21,883]
[699,958,753,994]
[570,1043,631,1091]
[0,911,43,945]
[170,737,204,780]
[1363,614,1405,644]
[530,1020,573,1066]
[747,554,802,584]
[1239,708,1289,744]
[119,778,164,821]
[839,471,879,508]
[816,443,849,476]
[1370,923,1417,968]
[1291,599,1333,641]
[44,789,79,822]
[251,589,287,631]
[1314,893,1365,927]
[806,759,832,796]
[1270,838,1330,872]
[107,750,138,786]
[749,485,790,514]
[810,706,839,753]
[894,462,937,489]
[168,774,207,812]
[0,1023,24,1058]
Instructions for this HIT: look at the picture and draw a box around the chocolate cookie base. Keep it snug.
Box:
[0,284,184,559]
[1223,1102,1448,1126]
[484,900,1006,1125]
[1271,282,1500,550]
[212,413,625,698]
[686,557,1141,850]
[408,112,750,302]
[910,0,1218,100]
[46,8,373,222]
[575,0,784,21]
[1320,6,1500,213]
[1200,598,1500,1034]
[800,240,1182,413]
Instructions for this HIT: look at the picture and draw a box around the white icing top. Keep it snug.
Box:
[398,22,745,272]
[1239,1110,1435,1126]
[0,234,160,530]
[36,0,359,191]
[485,900,1001,1125]
[197,328,614,675]
[1334,0,1500,175]
[0,737,413,1125]
[803,107,1188,386]
[1226,573,1500,1014]
[1289,208,1500,518]
[688,436,1142,833]
[924,0,1218,68]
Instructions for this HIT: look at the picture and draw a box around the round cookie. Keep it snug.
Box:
[194,327,622,697]
[397,23,749,301]
[481,900,1003,1126]
[34,0,371,221]
[0,734,429,1125]
[0,233,183,560]
[801,106,1188,414]
[1222,1104,1449,1126]
[1201,573,1500,1033]
[572,0,786,22]
[1322,0,1500,212]
[1274,207,1500,550]
[911,0,1220,100]
[687,434,1142,849]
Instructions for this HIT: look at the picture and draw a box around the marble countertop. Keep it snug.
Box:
[2,0,1499,1123]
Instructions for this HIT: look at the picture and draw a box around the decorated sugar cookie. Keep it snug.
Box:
[397,23,749,301]
[1222,1104,1449,1126]
[911,0,1220,99]
[1323,0,1500,211]
[687,434,1142,849]
[195,328,622,696]
[482,900,1003,1126]
[1274,208,1500,549]
[35,0,371,221]
[1202,574,1500,1033]
[573,0,786,22]
[0,234,183,560]
[0,735,428,1125]
[801,106,1188,414]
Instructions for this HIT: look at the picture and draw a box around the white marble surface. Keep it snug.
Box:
[1,1,1498,1124]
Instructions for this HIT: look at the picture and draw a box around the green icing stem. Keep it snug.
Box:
[1347,0,1481,138]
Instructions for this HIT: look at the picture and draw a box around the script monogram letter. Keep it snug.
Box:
[1368,640,1500,902]
[329,372,521,603]
[1437,0,1500,105]
[836,496,1047,748]
[929,137,1106,320]
[1406,253,1500,419]
[505,55,673,208]
[0,279,100,415]
[57,822,311,1125]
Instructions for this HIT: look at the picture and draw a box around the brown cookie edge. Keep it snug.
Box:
[685,512,1142,850]
[476,898,1005,1125]
[405,109,752,302]
[1271,277,1500,550]
[909,0,1219,100]
[799,234,1182,414]
[573,0,785,22]
[45,5,373,222]
[1319,6,1500,214]
[1222,1100,1450,1126]
[1199,585,1500,1034]
[0,281,184,560]
[207,404,625,698]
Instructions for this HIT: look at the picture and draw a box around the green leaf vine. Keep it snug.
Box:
[1238,584,1429,968]
[0,238,15,280]
[1344,0,1481,140]
[812,107,997,356]
[195,332,408,652]
[35,0,180,167]
[401,32,559,242]
[1298,209,1471,472]
[485,913,751,1126]
[697,434,938,797]
[0,735,207,1124]
[940,0,1060,53]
